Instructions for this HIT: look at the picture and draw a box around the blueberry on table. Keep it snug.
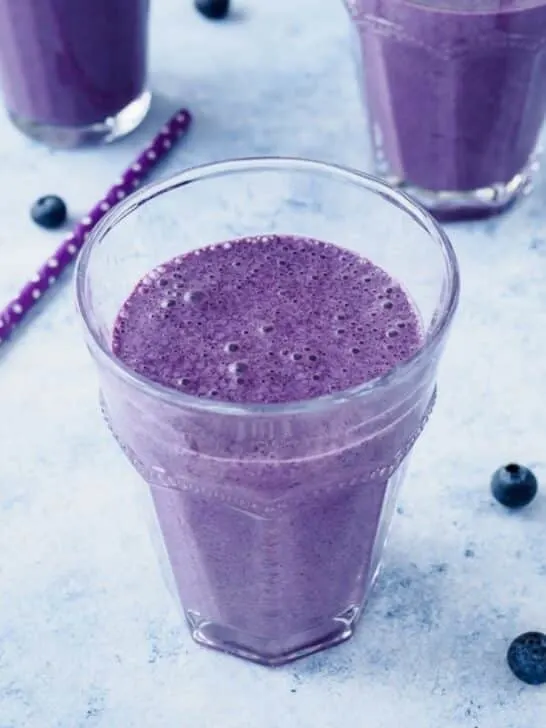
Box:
[507,632,546,685]
[490,463,538,509]
[31,195,68,230]
[195,0,230,20]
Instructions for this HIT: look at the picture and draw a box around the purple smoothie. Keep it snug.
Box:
[348,0,546,193]
[109,235,433,662]
[0,0,149,127]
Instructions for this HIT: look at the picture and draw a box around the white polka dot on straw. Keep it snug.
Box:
[0,107,192,344]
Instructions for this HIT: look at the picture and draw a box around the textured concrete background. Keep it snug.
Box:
[1,1,546,726]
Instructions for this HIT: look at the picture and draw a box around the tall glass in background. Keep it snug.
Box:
[76,159,459,665]
[0,0,151,147]
[344,0,546,219]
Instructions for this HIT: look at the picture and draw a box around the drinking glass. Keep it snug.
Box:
[0,0,151,147]
[76,158,459,665]
[343,0,546,218]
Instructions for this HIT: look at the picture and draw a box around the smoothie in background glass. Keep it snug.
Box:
[75,159,459,665]
[0,0,150,147]
[345,0,546,218]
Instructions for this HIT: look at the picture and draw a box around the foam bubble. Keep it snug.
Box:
[183,289,205,304]
[229,361,248,375]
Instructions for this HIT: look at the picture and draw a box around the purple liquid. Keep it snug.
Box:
[349,0,546,192]
[113,235,422,403]
[110,236,430,662]
[0,0,148,127]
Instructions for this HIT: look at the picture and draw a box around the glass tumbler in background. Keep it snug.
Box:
[343,0,546,219]
[75,158,459,665]
[0,0,151,147]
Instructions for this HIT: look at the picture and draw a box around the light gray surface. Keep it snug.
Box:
[1,1,546,726]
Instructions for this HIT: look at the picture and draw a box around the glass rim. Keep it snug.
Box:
[343,0,546,13]
[75,156,460,417]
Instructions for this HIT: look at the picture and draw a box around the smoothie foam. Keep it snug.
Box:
[108,235,434,661]
[113,235,422,402]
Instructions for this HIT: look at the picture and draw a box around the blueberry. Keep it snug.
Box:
[490,463,538,509]
[507,632,546,685]
[31,195,67,230]
[195,0,230,19]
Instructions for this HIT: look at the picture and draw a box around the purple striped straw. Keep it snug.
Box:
[0,107,192,345]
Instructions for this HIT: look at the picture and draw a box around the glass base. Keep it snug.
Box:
[182,558,385,666]
[8,89,152,148]
[386,159,537,222]
[185,605,362,667]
